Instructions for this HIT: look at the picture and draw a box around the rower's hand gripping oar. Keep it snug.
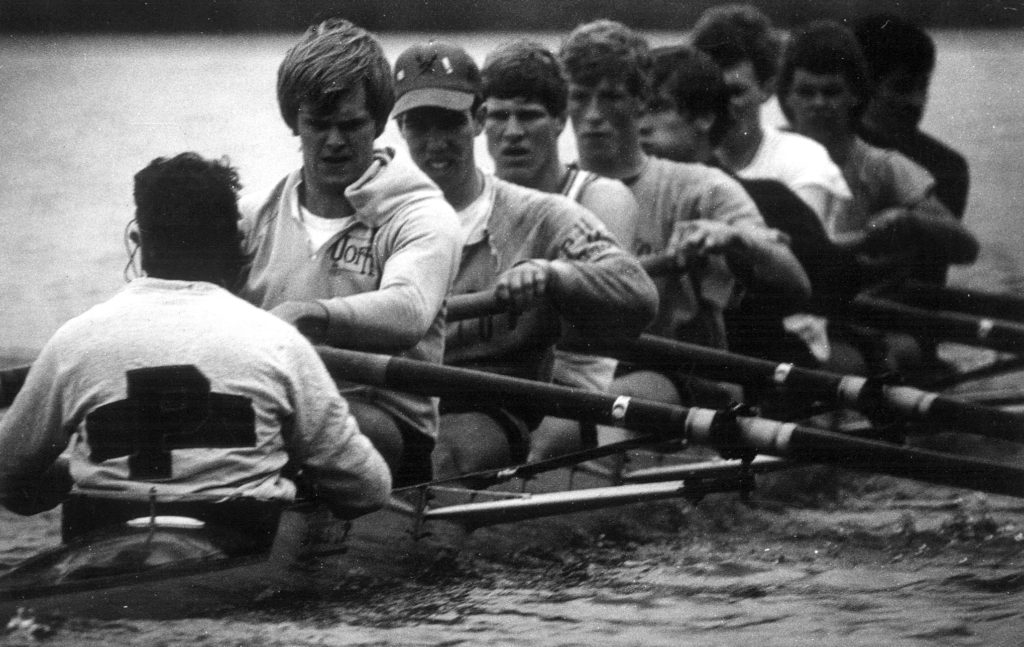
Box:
[445,251,689,324]
[316,347,1024,499]
[443,281,1024,443]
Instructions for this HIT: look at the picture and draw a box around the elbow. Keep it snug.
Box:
[372,304,436,352]
[605,268,660,338]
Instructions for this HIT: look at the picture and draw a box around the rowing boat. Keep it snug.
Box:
[7,343,1022,620]
[3,277,1023,620]
[0,428,731,620]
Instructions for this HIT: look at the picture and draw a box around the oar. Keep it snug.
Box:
[315,346,1024,499]
[837,294,1024,354]
[879,280,1024,324]
[586,333,1024,444]
[441,288,1024,443]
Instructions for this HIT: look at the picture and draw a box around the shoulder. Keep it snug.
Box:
[910,131,969,174]
[634,157,731,195]
[350,149,457,229]
[763,129,843,175]
[493,176,588,217]
[579,174,636,205]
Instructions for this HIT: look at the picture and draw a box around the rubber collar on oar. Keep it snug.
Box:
[708,402,759,462]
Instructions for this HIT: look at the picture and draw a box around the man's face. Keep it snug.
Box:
[296,82,377,198]
[721,61,770,137]
[864,68,930,133]
[783,69,859,145]
[567,77,645,166]
[638,90,701,163]
[398,106,480,195]
[483,96,564,187]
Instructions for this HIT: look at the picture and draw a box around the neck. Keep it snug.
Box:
[716,124,763,170]
[692,139,716,165]
[821,132,856,166]
[578,141,646,181]
[300,175,355,219]
[499,152,565,193]
[144,263,231,288]
[443,167,486,212]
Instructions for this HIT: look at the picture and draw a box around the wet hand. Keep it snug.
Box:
[495,260,551,312]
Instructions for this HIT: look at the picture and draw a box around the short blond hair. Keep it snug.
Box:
[276,18,395,136]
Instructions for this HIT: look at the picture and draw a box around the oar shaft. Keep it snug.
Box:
[845,295,1024,353]
[682,409,1024,499]
[886,281,1024,324]
[316,346,687,434]
[586,334,1024,443]
[316,347,1024,498]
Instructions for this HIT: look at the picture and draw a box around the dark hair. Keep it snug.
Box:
[778,20,870,121]
[854,13,936,84]
[133,152,243,281]
[651,45,734,147]
[482,39,568,116]
[277,17,395,137]
[691,4,781,85]
[559,19,653,101]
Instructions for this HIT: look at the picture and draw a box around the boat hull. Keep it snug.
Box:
[0,452,672,619]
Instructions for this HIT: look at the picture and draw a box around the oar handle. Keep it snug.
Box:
[315,347,1024,498]
[445,289,509,323]
[639,251,689,277]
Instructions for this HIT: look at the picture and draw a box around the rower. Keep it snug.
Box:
[0,153,391,548]
[391,40,658,478]
[777,21,979,376]
[690,4,852,228]
[559,20,810,410]
[236,18,463,487]
[478,39,642,460]
[854,14,972,371]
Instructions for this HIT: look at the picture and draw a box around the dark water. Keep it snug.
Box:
[1,29,1023,646]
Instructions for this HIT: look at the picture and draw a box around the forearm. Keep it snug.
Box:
[548,255,659,338]
[734,228,812,302]
[320,288,436,352]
